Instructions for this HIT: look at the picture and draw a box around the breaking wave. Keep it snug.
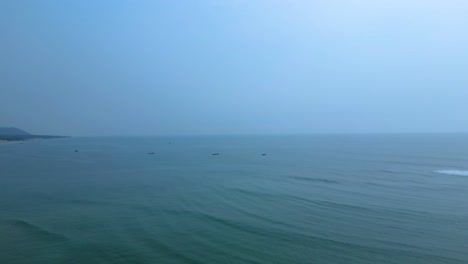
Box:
[435,170,468,176]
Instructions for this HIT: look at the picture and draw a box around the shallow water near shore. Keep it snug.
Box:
[1,134,468,264]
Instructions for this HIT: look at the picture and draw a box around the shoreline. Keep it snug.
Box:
[0,139,31,144]
[0,137,69,145]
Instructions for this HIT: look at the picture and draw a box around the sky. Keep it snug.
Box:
[1,0,468,136]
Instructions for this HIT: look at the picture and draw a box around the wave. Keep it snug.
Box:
[136,236,204,264]
[59,242,148,263]
[376,169,399,174]
[5,219,68,241]
[435,170,468,176]
[153,209,462,263]
[288,176,339,184]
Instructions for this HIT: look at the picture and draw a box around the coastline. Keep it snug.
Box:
[0,139,28,145]
[0,135,68,141]
[0,136,69,145]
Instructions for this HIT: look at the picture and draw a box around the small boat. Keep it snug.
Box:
[148,152,155,155]
[212,153,220,156]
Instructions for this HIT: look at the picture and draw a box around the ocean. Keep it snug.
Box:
[1,135,467,264]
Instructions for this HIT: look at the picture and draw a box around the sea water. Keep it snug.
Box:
[1,134,468,264]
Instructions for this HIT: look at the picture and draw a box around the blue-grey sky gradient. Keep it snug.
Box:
[1,0,468,136]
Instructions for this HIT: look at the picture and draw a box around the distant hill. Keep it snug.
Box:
[0,127,67,141]
[0,127,32,136]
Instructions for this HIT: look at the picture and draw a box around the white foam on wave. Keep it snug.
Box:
[435,170,468,176]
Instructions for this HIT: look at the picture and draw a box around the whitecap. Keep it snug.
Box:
[435,170,468,176]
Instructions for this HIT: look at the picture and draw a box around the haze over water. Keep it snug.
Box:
[2,0,468,136]
[1,135,468,264]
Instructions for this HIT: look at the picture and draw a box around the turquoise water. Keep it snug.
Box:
[1,135,468,264]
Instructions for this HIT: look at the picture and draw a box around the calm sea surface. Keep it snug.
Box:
[1,135,468,264]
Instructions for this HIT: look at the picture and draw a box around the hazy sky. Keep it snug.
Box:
[1,0,468,136]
